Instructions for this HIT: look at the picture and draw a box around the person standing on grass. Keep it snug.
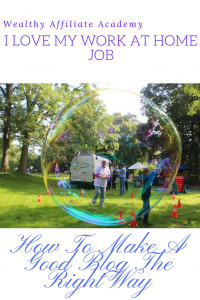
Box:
[115,164,126,196]
[106,174,112,191]
[91,159,110,208]
[112,168,117,189]
[137,168,153,226]
[108,162,113,191]
[125,167,130,191]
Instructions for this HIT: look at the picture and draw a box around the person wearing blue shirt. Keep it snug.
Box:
[115,164,126,196]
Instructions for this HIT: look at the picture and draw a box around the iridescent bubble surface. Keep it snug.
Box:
[41,89,181,226]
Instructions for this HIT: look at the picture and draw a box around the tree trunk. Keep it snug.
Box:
[0,133,10,172]
[0,84,13,172]
[18,134,29,173]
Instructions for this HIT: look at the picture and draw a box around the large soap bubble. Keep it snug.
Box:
[41,89,181,226]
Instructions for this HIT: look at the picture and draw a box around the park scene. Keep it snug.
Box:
[0,83,200,228]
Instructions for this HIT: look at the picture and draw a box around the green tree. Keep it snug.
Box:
[13,83,66,173]
[184,84,200,115]
[114,113,140,165]
[43,94,120,169]
[0,139,21,172]
[141,84,200,183]
[15,83,99,173]
[0,84,18,172]
[8,143,21,171]
[26,152,41,173]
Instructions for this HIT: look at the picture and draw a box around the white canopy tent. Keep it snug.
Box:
[128,162,149,170]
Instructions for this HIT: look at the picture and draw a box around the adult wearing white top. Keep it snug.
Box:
[91,159,110,207]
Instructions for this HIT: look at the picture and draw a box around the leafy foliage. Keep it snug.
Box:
[43,96,120,167]
[184,84,200,115]
[141,84,200,182]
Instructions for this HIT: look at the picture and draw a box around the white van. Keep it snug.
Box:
[70,152,110,186]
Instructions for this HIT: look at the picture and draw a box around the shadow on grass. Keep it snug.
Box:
[0,204,103,228]
[0,173,47,195]
[149,201,200,228]
[1,199,200,228]
[1,174,200,228]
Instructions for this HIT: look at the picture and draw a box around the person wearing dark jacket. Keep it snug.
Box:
[137,168,153,226]
[125,168,130,191]
[112,169,117,189]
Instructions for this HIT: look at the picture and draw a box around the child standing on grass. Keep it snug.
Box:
[137,168,153,226]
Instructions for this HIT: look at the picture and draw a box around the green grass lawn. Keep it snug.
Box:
[0,173,200,228]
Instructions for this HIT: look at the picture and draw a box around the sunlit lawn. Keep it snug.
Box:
[0,173,200,228]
